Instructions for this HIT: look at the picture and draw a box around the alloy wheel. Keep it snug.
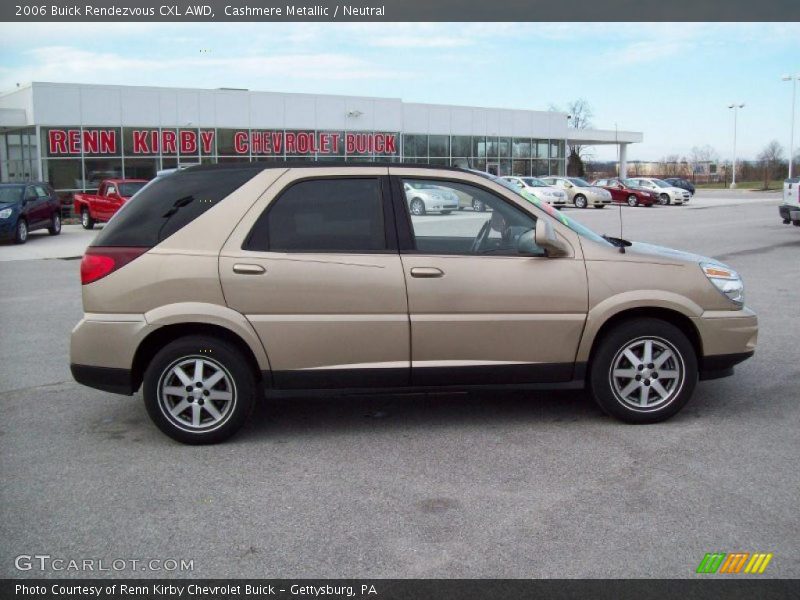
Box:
[608,336,685,411]
[157,356,237,433]
[627,195,638,207]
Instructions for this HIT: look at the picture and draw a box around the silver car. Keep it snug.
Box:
[404,181,460,215]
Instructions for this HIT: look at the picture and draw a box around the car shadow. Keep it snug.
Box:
[237,388,606,441]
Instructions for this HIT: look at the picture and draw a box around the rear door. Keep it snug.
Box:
[220,167,410,389]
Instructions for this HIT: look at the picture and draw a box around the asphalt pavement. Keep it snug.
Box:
[1,190,798,579]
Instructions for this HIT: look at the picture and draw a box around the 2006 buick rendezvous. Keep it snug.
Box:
[71,164,757,443]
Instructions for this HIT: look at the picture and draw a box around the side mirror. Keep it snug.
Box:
[534,218,569,257]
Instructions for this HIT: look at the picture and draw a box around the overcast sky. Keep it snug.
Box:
[1,22,798,161]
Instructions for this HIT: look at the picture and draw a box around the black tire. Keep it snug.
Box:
[410,198,426,216]
[440,210,452,215]
[142,336,258,444]
[627,194,638,207]
[81,208,95,230]
[589,318,698,424]
[594,204,606,209]
[48,212,62,235]
[574,194,588,209]
[659,194,670,206]
[14,219,27,244]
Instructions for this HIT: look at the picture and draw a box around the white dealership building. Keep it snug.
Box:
[0,82,642,211]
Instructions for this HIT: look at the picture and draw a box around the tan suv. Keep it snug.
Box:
[71,164,757,443]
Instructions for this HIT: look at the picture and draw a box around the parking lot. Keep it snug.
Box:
[1,189,798,579]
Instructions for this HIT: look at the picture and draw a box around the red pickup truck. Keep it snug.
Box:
[73,178,148,229]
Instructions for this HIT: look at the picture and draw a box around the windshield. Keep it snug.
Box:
[622,179,642,188]
[567,178,591,187]
[522,177,547,187]
[0,186,24,203]
[119,182,147,197]
[652,179,671,188]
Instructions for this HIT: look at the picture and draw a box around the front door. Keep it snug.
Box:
[220,168,410,389]
[389,169,588,386]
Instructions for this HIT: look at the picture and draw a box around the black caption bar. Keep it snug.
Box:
[3,0,800,22]
[2,579,799,600]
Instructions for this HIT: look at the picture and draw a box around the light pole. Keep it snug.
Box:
[782,75,799,179]
[728,103,745,189]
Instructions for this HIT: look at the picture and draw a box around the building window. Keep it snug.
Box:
[428,135,449,158]
[451,136,471,158]
[403,134,427,158]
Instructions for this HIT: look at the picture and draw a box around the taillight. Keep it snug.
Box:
[80,247,148,285]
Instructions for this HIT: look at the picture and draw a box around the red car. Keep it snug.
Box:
[73,179,148,229]
[591,178,659,207]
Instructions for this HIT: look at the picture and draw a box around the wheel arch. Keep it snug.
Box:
[131,322,266,393]
[581,305,703,377]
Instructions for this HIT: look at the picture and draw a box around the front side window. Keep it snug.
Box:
[402,178,543,257]
[246,178,386,253]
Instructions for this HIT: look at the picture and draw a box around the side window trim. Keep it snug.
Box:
[243,175,398,254]
[388,174,540,257]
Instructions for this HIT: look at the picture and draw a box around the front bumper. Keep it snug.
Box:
[691,307,758,380]
[0,219,16,240]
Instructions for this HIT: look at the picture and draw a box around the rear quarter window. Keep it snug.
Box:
[92,166,261,247]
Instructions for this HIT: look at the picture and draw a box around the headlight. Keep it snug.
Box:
[701,262,744,306]
[0,208,12,219]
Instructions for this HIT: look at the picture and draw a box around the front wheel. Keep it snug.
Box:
[659,194,670,205]
[410,198,426,216]
[143,336,258,444]
[627,195,638,207]
[589,318,697,423]
[574,194,588,209]
[81,208,95,230]
[472,198,486,212]
[48,212,62,235]
[14,219,28,244]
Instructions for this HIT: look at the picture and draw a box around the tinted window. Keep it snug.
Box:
[93,166,260,247]
[246,178,386,253]
[0,186,24,203]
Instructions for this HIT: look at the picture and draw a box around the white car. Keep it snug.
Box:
[500,176,568,206]
[539,176,613,209]
[404,181,459,215]
[628,178,691,205]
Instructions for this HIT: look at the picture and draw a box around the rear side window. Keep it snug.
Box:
[92,167,260,247]
[245,178,386,253]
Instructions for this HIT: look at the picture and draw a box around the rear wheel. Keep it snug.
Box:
[81,208,95,230]
[627,194,638,207]
[574,194,588,209]
[14,219,28,244]
[589,318,697,423]
[48,212,62,235]
[143,336,258,444]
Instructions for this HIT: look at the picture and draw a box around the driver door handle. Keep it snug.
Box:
[233,263,266,275]
[410,267,444,278]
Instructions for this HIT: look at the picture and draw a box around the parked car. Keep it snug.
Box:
[539,176,612,208]
[500,176,568,206]
[779,177,800,226]
[70,163,757,443]
[0,182,62,244]
[591,178,659,207]
[663,177,696,195]
[404,181,459,215]
[627,178,691,205]
[73,179,149,229]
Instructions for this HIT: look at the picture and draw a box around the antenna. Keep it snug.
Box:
[618,188,625,254]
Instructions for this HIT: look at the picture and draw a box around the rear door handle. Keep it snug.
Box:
[232,263,266,275]
[410,267,444,278]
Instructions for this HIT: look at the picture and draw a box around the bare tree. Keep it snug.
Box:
[659,154,681,177]
[689,145,719,182]
[551,99,594,176]
[757,140,784,189]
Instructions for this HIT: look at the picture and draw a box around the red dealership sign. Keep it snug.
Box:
[46,129,398,156]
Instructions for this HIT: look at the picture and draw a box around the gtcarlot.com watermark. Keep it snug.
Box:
[14,554,194,573]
